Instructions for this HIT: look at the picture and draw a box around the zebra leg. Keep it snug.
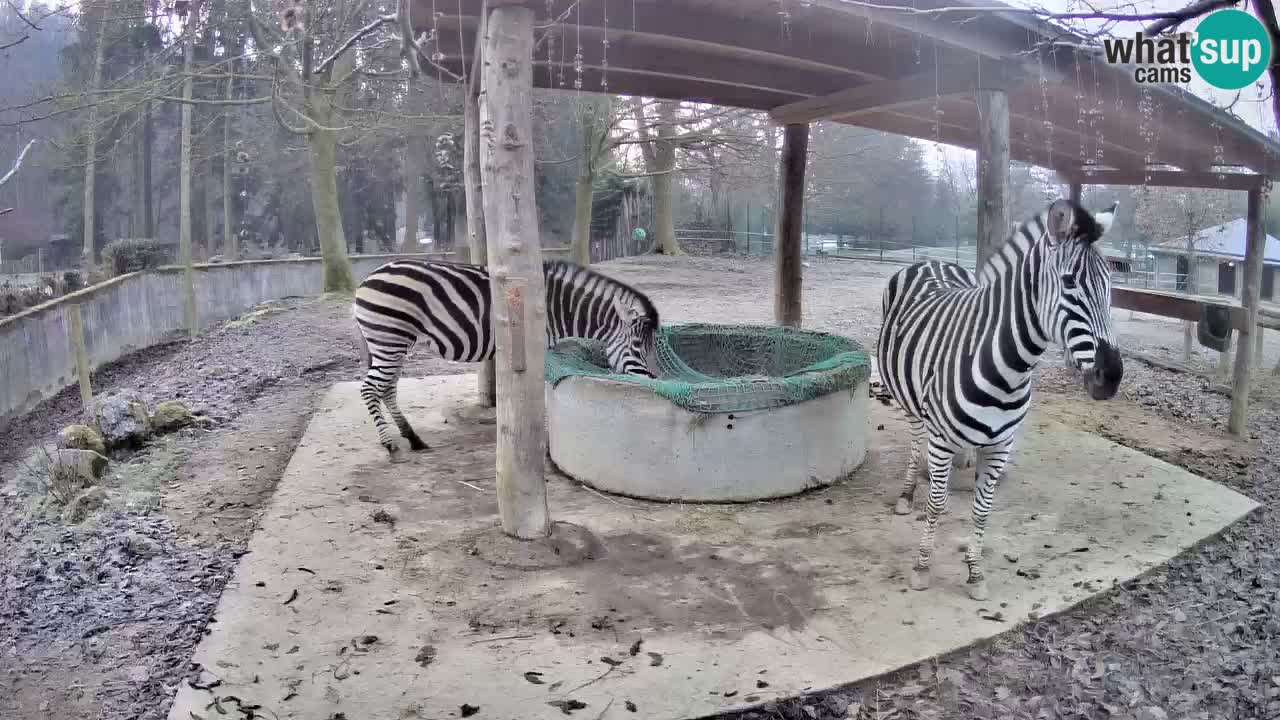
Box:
[894,419,927,515]
[383,368,429,452]
[361,360,407,461]
[909,439,955,591]
[963,441,1014,601]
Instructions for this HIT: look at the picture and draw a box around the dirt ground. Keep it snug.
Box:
[2,255,1279,720]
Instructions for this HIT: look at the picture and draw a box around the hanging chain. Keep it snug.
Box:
[601,0,609,92]
[573,0,583,90]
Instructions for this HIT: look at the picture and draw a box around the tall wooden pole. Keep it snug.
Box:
[1229,187,1266,437]
[1068,182,1082,205]
[464,11,496,409]
[775,123,808,327]
[479,2,550,539]
[976,89,1009,269]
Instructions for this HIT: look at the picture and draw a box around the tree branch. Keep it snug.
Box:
[1145,0,1240,34]
[160,95,273,106]
[0,139,35,189]
[1254,0,1280,132]
[5,0,41,30]
[315,13,396,75]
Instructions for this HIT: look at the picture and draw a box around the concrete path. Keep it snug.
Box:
[168,375,1257,720]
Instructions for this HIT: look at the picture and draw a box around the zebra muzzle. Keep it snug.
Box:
[1083,341,1123,401]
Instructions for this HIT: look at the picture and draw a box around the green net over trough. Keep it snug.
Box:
[544,323,872,414]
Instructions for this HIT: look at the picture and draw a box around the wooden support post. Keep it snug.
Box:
[464,39,496,409]
[775,122,808,327]
[1068,182,1082,205]
[1229,187,1266,437]
[479,3,551,540]
[976,89,1009,270]
[66,303,93,423]
[1256,327,1265,366]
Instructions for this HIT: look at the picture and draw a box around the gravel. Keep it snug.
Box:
[2,258,1278,720]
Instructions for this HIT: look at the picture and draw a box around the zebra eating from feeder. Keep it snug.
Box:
[876,198,1123,601]
[352,258,660,461]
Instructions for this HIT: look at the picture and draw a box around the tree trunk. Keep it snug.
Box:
[570,160,593,265]
[402,148,422,252]
[652,101,680,255]
[570,99,607,266]
[306,51,355,293]
[143,101,154,238]
[223,70,237,258]
[309,126,354,291]
[479,4,550,540]
[82,9,108,267]
[464,85,495,407]
[179,3,199,337]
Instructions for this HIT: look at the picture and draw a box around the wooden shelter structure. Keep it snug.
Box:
[412,0,1280,537]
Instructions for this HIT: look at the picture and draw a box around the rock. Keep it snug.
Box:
[58,424,106,455]
[207,255,225,264]
[123,531,160,559]
[152,400,196,433]
[1137,707,1169,720]
[95,391,152,448]
[63,486,107,523]
[17,446,108,494]
[55,449,109,483]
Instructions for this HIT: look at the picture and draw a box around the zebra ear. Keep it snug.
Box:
[1045,199,1075,247]
[1093,202,1118,239]
[611,295,640,322]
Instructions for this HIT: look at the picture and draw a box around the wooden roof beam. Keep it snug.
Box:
[436,28,852,98]
[432,1,918,84]
[769,58,1029,126]
[435,52,805,110]
[852,108,1089,178]
[802,0,1019,58]
[1063,169,1271,191]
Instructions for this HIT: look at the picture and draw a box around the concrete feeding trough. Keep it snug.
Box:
[544,323,872,502]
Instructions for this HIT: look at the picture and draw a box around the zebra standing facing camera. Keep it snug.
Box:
[352,258,660,460]
[877,198,1123,601]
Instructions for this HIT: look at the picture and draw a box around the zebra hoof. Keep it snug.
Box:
[909,567,931,591]
[408,440,431,452]
[966,579,990,601]
[894,497,912,515]
[384,445,410,464]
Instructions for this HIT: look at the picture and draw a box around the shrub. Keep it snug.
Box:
[62,270,83,292]
[102,238,169,276]
[0,282,44,317]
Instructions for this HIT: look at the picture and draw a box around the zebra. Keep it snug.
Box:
[876,198,1123,601]
[352,258,660,460]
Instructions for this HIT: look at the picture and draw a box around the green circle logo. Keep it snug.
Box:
[1192,9,1272,90]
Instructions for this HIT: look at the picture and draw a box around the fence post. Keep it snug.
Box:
[67,303,93,423]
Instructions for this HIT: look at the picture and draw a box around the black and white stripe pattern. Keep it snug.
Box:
[353,258,659,458]
[876,199,1123,601]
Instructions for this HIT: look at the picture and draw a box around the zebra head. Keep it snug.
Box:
[605,295,660,378]
[1039,198,1123,401]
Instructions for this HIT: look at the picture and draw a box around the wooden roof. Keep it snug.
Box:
[416,0,1280,183]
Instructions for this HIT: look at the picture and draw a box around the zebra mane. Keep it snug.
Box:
[543,259,659,325]
[979,201,1102,284]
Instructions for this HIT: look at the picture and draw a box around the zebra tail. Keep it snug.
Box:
[352,308,371,370]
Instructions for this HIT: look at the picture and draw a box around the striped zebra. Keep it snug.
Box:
[353,258,659,460]
[877,198,1123,601]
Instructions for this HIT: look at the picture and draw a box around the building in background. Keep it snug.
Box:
[1148,219,1280,303]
